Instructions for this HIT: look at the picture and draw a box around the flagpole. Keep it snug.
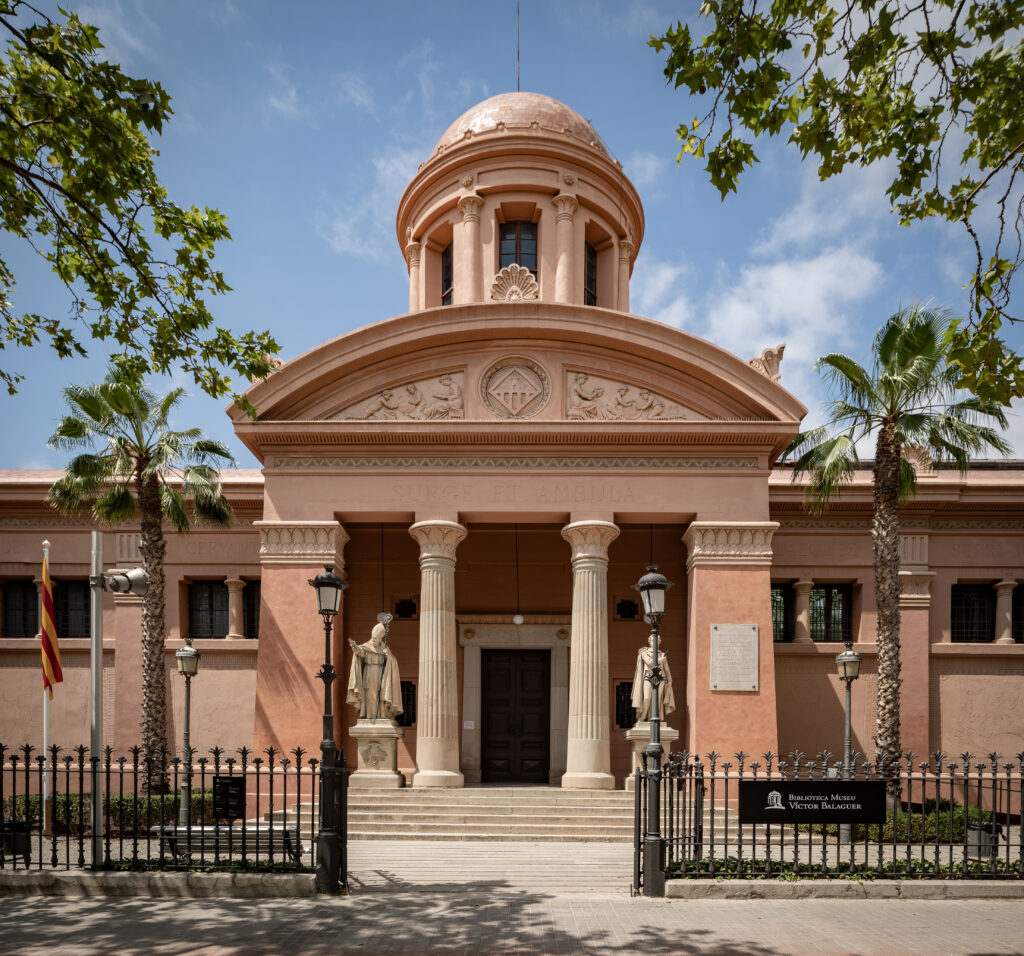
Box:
[41,540,51,836]
[89,531,104,865]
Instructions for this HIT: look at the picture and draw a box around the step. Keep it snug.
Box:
[349,831,633,842]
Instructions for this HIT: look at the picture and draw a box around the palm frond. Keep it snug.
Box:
[790,432,858,513]
[897,455,918,500]
[160,485,190,534]
[94,485,137,524]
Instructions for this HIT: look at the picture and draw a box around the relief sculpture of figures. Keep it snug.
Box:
[631,631,675,723]
[363,388,401,420]
[341,374,465,421]
[421,373,464,419]
[567,373,682,421]
[346,623,403,720]
[566,372,609,419]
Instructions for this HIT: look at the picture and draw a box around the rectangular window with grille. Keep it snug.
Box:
[809,584,852,642]
[951,584,996,642]
[440,244,453,306]
[771,583,795,642]
[396,681,416,727]
[188,580,229,639]
[499,221,537,274]
[584,243,597,305]
[242,580,260,639]
[54,580,90,640]
[1014,585,1023,644]
[615,681,637,729]
[3,580,38,638]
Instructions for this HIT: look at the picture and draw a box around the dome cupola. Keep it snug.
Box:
[396,92,643,314]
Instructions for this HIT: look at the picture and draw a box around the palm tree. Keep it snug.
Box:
[786,306,1009,777]
[48,370,234,767]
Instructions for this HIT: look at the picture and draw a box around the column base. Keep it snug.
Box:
[412,769,465,788]
[561,771,615,790]
[624,722,679,791]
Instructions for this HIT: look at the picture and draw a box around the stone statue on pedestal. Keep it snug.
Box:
[631,631,675,723]
[347,622,403,720]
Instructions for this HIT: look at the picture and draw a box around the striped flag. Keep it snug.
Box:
[41,554,62,700]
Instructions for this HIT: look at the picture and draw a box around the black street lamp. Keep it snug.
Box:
[174,637,200,827]
[835,643,862,844]
[633,564,673,898]
[309,564,348,894]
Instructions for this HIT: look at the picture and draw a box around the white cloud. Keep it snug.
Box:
[631,254,691,326]
[1002,398,1024,458]
[266,64,309,121]
[334,71,374,113]
[625,151,669,189]
[79,2,152,64]
[319,147,423,261]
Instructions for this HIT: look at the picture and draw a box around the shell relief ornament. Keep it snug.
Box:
[490,263,539,302]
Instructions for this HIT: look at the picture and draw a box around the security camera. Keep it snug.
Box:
[106,567,150,597]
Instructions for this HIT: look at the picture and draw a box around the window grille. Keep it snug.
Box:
[242,580,260,639]
[440,244,453,306]
[396,681,416,727]
[951,584,996,643]
[499,221,537,274]
[3,580,38,638]
[189,581,229,639]
[394,597,417,620]
[615,598,640,621]
[809,584,852,642]
[615,681,637,729]
[54,580,90,640]
[584,243,597,305]
[771,583,795,642]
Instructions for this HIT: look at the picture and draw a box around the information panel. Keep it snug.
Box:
[739,780,887,824]
[212,776,246,820]
[710,624,759,691]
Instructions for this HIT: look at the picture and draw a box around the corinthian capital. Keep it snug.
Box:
[458,195,484,223]
[561,520,620,563]
[409,519,468,562]
[405,241,421,266]
[618,239,634,263]
[553,193,578,221]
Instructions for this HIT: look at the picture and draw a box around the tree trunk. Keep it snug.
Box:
[872,419,902,779]
[136,463,168,788]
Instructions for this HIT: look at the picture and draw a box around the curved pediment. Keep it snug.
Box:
[230,303,806,458]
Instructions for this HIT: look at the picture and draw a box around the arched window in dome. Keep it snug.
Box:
[499,221,537,276]
[584,243,598,306]
[440,244,453,306]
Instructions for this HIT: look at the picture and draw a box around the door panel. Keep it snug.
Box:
[481,649,551,783]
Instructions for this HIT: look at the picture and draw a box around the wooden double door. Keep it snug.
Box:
[480,649,551,783]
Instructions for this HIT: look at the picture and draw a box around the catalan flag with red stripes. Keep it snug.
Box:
[41,554,62,700]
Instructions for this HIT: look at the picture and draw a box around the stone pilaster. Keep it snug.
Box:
[560,519,619,789]
[553,194,578,304]
[409,519,467,787]
[793,579,814,643]
[995,579,1017,645]
[252,521,349,756]
[616,239,633,313]
[405,241,421,312]
[898,564,936,760]
[458,196,484,304]
[225,576,245,640]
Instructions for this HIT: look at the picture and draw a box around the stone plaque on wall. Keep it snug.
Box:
[710,624,759,691]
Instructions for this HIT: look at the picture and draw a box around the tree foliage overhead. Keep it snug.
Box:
[0,1,279,408]
[651,1,1024,405]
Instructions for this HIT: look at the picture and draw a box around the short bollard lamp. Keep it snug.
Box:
[835,644,862,843]
[174,638,201,827]
[632,565,673,897]
[309,564,348,894]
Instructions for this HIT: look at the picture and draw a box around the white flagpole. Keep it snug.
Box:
[41,539,51,834]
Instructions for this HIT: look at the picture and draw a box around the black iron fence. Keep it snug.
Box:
[0,743,347,888]
[635,749,1024,892]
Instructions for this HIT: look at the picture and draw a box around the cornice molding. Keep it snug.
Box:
[274,455,761,471]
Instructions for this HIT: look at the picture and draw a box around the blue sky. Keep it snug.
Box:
[5,0,1023,468]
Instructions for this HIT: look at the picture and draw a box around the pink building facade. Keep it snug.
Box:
[1,94,1022,786]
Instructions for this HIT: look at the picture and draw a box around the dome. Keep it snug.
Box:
[431,92,610,158]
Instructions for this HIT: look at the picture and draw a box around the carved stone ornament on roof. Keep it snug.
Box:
[903,444,937,478]
[331,372,466,421]
[490,263,539,301]
[480,356,551,419]
[564,371,697,421]
[748,344,785,383]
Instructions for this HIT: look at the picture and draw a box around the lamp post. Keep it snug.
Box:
[835,643,862,844]
[309,564,348,894]
[634,565,673,897]
[174,637,201,827]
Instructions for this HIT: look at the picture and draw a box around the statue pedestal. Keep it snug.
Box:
[349,718,405,789]
[623,722,679,791]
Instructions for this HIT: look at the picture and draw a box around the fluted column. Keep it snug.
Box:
[616,239,634,313]
[409,519,468,787]
[458,196,484,304]
[793,579,814,643]
[405,241,421,312]
[995,580,1017,645]
[225,576,245,640]
[561,519,619,789]
[553,194,578,304]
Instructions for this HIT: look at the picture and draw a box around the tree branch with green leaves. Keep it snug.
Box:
[651,0,1024,405]
[0,1,279,411]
